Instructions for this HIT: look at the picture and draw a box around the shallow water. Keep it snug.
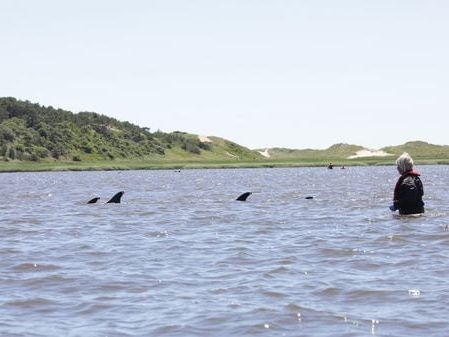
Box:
[1,166,449,337]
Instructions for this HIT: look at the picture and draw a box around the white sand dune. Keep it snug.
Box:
[225,151,239,159]
[198,135,212,143]
[258,149,270,158]
[348,149,393,159]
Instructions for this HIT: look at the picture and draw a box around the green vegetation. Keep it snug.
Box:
[0,97,261,170]
[266,143,365,160]
[262,141,449,167]
[1,97,448,172]
[380,141,449,160]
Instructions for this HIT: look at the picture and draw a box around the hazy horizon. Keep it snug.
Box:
[1,1,448,150]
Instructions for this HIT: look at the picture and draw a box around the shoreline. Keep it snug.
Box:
[0,158,447,173]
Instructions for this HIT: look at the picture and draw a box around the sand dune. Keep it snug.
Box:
[198,135,212,143]
[258,149,271,158]
[347,149,393,159]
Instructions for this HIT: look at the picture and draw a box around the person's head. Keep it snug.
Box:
[396,152,414,174]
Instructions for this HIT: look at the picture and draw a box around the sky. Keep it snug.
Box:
[1,0,448,150]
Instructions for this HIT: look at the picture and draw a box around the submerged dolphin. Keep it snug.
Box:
[236,192,252,201]
[87,197,100,204]
[106,191,125,204]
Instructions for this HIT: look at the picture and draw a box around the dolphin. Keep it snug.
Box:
[236,192,252,201]
[87,197,100,204]
[106,191,125,204]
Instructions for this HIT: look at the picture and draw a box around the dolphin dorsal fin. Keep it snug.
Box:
[107,191,125,204]
[236,192,252,201]
[87,197,100,204]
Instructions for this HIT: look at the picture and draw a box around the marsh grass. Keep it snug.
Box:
[2,155,445,173]
[1,138,448,173]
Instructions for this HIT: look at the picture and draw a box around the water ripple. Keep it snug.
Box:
[1,167,449,336]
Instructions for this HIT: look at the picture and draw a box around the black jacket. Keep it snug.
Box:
[393,173,425,215]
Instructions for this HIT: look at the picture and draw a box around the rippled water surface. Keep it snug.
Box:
[1,166,449,337]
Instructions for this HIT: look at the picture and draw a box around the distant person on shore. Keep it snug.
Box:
[389,152,424,215]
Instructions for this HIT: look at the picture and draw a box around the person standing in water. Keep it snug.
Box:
[390,152,425,215]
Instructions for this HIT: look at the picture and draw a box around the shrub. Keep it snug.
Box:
[0,125,15,142]
[8,148,16,160]
[199,142,211,151]
[0,144,7,156]
[81,144,93,153]
[32,146,49,158]
[182,142,201,154]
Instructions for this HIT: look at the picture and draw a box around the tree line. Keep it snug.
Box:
[0,97,211,161]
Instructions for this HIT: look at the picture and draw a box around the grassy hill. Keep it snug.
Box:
[381,141,449,159]
[259,141,449,166]
[265,143,365,160]
[0,97,261,166]
[1,97,448,171]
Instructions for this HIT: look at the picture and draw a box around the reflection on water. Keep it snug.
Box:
[1,166,449,336]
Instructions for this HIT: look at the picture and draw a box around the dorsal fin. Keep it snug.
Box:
[236,192,252,201]
[107,191,125,204]
[87,197,100,204]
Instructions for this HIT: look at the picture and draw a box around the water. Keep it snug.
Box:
[1,166,449,337]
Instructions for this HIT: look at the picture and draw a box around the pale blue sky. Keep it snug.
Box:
[1,0,448,149]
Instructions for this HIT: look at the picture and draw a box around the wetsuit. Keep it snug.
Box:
[393,170,425,215]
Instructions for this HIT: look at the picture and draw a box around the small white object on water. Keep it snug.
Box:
[343,316,359,326]
[297,313,302,322]
[264,324,270,329]
[408,289,421,297]
[371,319,380,334]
